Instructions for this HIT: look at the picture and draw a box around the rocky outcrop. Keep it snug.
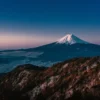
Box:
[0,57,100,100]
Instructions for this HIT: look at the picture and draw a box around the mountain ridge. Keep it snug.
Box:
[0,56,100,100]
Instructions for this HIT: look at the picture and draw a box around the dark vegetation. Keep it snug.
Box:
[0,57,100,100]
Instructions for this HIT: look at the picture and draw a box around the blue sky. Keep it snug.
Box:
[0,0,100,49]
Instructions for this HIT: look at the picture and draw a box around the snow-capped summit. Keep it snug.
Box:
[56,34,89,45]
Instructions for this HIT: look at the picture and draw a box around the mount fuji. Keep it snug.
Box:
[0,34,100,73]
[56,34,89,44]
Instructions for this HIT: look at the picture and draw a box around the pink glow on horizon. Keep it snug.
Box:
[0,32,57,50]
[0,30,99,50]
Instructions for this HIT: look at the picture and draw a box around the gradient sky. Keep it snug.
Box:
[0,0,100,49]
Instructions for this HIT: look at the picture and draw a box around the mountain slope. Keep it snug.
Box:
[0,57,100,100]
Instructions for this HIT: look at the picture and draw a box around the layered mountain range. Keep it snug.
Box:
[0,34,100,73]
[0,34,100,100]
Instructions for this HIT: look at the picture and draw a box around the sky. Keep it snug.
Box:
[0,0,100,49]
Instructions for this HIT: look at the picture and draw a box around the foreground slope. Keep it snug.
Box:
[0,57,100,100]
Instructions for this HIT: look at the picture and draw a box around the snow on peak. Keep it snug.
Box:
[56,34,89,45]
